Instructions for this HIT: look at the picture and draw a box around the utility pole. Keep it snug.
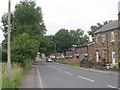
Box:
[7,0,11,80]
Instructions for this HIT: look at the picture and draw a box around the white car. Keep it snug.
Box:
[46,58,52,62]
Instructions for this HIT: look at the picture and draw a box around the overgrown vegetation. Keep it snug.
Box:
[2,61,33,88]
[1,0,46,88]
[1,1,46,65]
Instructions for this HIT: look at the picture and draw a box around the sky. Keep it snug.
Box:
[0,0,119,43]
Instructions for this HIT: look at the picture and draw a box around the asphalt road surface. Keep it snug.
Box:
[36,59,119,89]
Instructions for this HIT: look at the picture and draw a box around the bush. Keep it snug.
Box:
[11,33,38,67]
[118,61,120,68]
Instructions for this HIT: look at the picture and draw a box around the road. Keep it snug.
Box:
[36,59,118,89]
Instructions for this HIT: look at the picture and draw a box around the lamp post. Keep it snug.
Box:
[7,0,11,79]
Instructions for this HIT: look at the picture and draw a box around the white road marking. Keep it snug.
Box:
[107,85,118,89]
[37,66,43,88]
[65,71,73,75]
[78,76,95,82]
[57,69,62,71]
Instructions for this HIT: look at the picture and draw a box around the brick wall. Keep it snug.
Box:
[88,43,95,61]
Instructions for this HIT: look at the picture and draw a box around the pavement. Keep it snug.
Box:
[20,60,119,89]
[19,65,42,88]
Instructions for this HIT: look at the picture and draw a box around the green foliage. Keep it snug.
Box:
[70,29,89,45]
[1,1,46,65]
[80,57,88,63]
[118,61,120,68]
[11,33,38,66]
[2,63,23,88]
[88,21,112,38]
[2,61,33,88]
[54,29,73,53]
[39,35,53,56]
[53,28,89,54]
[13,2,46,39]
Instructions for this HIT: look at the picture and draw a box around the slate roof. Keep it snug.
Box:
[95,20,119,34]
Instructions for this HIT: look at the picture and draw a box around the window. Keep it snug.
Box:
[84,47,87,50]
[102,33,107,47]
[96,35,98,44]
[102,33,106,43]
[111,31,115,42]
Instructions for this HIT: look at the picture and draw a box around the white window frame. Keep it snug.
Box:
[96,35,98,44]
[111,31,115,42]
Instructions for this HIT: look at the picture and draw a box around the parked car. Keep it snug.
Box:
[46,58,52,62]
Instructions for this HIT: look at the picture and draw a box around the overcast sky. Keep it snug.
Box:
[0,0,119,43]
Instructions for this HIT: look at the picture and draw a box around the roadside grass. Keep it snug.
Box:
[56,60,80,67]
[2,60,33,88]
[70,63,80,67]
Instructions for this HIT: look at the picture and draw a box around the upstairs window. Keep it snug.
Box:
[102,33,107,47]
[102,33,106,43]
[96,35,98,44]
[111,31,115,42]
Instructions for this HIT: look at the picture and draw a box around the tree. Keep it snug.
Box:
[39,35,53,56]
[54,29,73,54]
[1,1,46,64]
[88,21,112,38]
[12,1,46,40]
[70,29,89,45]
[11,33,39,66]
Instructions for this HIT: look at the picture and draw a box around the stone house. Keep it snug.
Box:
[94,12,120,66]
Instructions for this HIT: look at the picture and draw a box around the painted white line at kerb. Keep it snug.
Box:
[107,85,118,89]
[78,76,95,83]
[37,66,43,88]
[65,71,73,75]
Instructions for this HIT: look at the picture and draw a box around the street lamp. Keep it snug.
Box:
[7,0,11,79]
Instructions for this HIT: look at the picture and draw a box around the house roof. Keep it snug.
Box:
[95,20,119,34]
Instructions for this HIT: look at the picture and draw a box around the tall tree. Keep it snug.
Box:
[12,1,46,40]
[39,35,53,56]
[54,29,73,54]
[70,29,89,45]
[1,1,46,64]
[88,21,112,38]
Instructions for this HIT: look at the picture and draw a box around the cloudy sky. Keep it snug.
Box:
[0,0,119,43]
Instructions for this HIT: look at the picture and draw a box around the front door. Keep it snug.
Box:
[112,51,115,66]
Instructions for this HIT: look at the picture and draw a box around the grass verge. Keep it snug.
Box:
[2,60,33,88]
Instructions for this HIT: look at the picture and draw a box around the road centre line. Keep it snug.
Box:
[64,71,73,75]
[107,85,118,89]
[78,76,95,83]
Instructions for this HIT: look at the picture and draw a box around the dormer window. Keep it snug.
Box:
[111,31,115,42]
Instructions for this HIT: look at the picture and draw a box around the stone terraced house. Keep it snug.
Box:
[94,9,120,66]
